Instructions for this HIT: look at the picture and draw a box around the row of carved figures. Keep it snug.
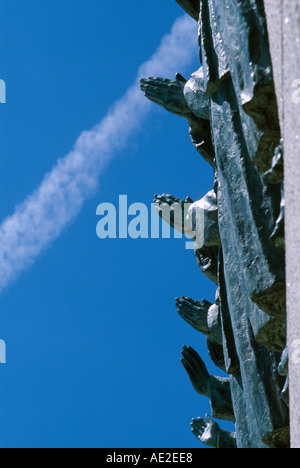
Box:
[140,0,289,448]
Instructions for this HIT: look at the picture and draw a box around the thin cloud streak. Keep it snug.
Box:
[0,15,198,292]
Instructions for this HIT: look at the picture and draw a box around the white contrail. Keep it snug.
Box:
[0,15,198,292]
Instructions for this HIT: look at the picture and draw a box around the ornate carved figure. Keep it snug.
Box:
[141,74,214,166]
[175,0,200,21]
[140,0,290,448]
[191,415,237,449]
[278,346,289,407]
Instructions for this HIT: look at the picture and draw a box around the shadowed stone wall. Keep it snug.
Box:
[264,0,300,449]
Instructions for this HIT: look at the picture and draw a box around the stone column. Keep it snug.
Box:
[264,0,300,449]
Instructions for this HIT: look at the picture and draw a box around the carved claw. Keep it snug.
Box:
[140,77,191,117]
[153,194,193,234]
[191,414,220,448]
[181,346,210,397]
[191,415,237,448]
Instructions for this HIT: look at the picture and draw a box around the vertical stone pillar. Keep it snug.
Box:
[283,0,300,449]
[264,0,300,449]
[264,1,284,128]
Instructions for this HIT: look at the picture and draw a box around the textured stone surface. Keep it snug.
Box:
[175,0,200,21]
[184,68,210,120]
[141,0,292,448]
[140,76,214,165]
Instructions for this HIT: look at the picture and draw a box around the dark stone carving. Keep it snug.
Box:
[181,346,235,422]
[278,346,289,407]
[140,0,290,449]
[265,141,285,250]
[199,0,281,173]
[176,296,225,371]
[191,415,237,448]
[194,245,218,285]
[211,75,285,323]
[175,0,200,22]
[264,140,284,185]
[141,76,215,166]
[176,297,212,336]
[270,184,285,250]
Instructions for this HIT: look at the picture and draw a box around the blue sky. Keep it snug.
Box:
[0,0,233,448]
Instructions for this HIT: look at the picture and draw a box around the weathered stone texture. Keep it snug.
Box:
[265,0,300,449]
[141,0,296,448]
